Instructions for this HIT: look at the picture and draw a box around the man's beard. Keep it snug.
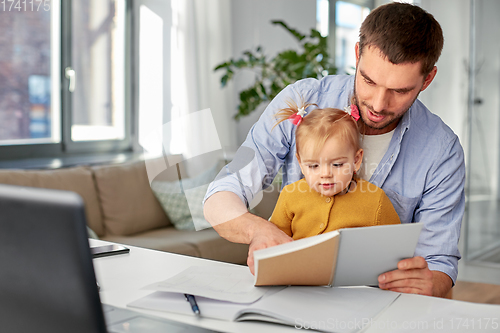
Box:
[352,75,418,132]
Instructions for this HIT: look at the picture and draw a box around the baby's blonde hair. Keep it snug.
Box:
[275,100,360,158]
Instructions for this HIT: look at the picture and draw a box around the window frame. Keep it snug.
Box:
[327,0,374,71]
[0,0,134,162]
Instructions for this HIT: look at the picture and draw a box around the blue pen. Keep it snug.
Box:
[185,294,200,316]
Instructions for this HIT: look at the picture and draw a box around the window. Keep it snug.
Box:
[0,0,59,145]
[69,0,126,142]
[316,0,373,75]
[0,0,132,161]
[334,1,370,74]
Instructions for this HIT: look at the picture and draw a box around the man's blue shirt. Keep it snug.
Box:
[205,75,465,283]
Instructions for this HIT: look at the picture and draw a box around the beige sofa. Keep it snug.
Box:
[0,159,277,265]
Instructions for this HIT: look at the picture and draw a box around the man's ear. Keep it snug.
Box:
[354,149,363,173]
[355,42,360,68]
[421,66,437,91]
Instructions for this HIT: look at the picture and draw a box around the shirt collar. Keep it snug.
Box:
[394,103,412,142]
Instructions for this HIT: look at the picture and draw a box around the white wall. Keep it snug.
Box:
[230,0,317,145]
[374,0,392,6]
[418,0,469,141]
[419,0,500,198]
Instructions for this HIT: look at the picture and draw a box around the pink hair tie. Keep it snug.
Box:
[350,104,360,121]
[288,106,307,126]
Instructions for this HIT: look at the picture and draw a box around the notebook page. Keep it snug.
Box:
[143,265,278,303]
[238,286,400,333]
[128,291,246,321]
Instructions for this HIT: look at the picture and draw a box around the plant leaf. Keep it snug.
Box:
[271,20,306,41]
[216,19,338,118]
[221,74,229,88]
[214,61,231,71]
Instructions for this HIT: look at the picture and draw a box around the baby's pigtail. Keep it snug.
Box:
[273,98,317,130]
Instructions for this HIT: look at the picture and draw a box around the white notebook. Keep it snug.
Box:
[129,286,400,333]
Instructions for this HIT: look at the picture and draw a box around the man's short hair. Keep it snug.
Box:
[359,2,444,76]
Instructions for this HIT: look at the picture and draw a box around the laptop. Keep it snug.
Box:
[0,184,215,333]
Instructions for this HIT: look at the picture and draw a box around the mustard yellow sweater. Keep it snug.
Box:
[270,178,400,240]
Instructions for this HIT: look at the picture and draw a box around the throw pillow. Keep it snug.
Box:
[151,164,217,231]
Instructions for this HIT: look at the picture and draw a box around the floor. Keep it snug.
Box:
[452,280,500,304]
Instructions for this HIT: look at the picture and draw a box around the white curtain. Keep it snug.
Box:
[169,0,235,177]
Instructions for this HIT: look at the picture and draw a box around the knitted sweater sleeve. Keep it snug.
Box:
[376,191,401,225]
[269,188,294,237]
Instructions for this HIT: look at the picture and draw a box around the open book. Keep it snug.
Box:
[128,286,400,333]
[254,223,423,286]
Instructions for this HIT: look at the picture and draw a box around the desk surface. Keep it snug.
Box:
[91,239,500,333]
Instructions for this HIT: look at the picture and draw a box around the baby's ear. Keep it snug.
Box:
[296,153,305,174]
[354,149,363,171]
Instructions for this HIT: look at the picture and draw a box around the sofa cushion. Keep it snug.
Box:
[151,164,216,231]
[0,167,105,236]
[92,161,171,236]
[102,227,249,265]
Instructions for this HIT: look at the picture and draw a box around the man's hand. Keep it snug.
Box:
[378,256,452,297]
[247,218,293,275]
[204,193,293,275]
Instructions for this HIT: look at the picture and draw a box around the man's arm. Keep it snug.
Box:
[379,135,465,297]
[203,191,292,274]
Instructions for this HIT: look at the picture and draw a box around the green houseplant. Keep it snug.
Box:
[214,20,336,120]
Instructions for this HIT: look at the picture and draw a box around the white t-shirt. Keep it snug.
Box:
[358,129,396,181]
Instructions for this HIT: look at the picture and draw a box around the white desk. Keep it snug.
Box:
[91,239,500,333]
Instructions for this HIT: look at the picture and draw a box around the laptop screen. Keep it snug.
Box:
[0,184,107,333]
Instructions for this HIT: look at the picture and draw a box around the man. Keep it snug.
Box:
[204,2,465,298]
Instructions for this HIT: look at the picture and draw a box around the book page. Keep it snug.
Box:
[238,286,400,333]
[367,293,500,333]
[128,291,247,321]
[128,286,399,332]
[143,265,279,303]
